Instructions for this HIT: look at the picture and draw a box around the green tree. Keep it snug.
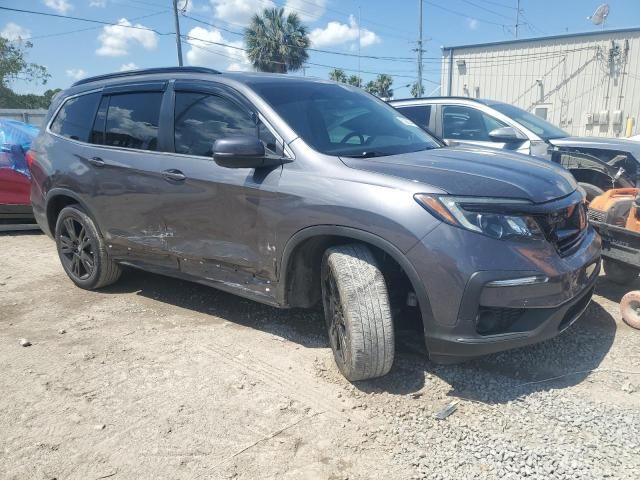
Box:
[0,36,49,87]
[329,68,347,83]
[365,74,394,99]
[245,8,310,73]
[376,74,393,99]
[0,36,57,108]
[411,82,424,98]
[347,75,362,87]
[364,80,378,96]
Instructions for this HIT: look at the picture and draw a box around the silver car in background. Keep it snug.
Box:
[391,97,640,199]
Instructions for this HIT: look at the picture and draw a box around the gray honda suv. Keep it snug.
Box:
[30,67,600,381]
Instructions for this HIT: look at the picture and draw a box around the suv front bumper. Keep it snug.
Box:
[406,223,601,362]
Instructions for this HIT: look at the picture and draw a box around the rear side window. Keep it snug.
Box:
[397,105,431,129]
[50,93,100,142]
[174,92,256,157]
[100,92,162,151]
[442,105,507,141]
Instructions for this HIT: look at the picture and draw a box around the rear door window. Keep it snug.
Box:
[50,92,101,142]
[100,92,162,151]
[397,105,431,130]
[442,105,507,141]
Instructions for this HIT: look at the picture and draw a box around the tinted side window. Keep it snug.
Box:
[397,105,431,129]
[104,92,162,151]
[50,93,100,142]
[174,92,256,157]
[90,96,109,145]
[442,105,507,141]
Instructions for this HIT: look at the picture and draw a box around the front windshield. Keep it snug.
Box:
[250,80,441,157]
[491,102,568,140]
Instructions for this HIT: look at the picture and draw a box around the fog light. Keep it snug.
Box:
[476,310,499,335]
[475,307,526,335]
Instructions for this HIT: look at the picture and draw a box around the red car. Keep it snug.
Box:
[0,120,38,225]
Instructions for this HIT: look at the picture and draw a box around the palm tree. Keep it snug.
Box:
[245,8,310,73]
[329,68,347,83]
[411,82,424,98]
[376,74,394,99]
[347,75,362,87]
[365,74,394,99]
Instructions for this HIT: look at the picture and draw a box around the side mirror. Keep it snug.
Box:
[488,126,526,143]
[443,139,459,147]
[213,136,279,169]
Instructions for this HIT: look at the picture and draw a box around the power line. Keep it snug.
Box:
[183,35,440,84]
[421,0,508,27]
[470,0,518,10]
[459,0,514,21]
[181,13,418,63]
[0,6,173,36]
[20,10,170,41]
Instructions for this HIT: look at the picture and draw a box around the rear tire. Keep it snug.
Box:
[620,291,640,329]
[603,258,638,285]
[55,205,121,290]
[578,182,604,203]
[321,244,394,381]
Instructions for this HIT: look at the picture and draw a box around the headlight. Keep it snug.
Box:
[414,194,544,240]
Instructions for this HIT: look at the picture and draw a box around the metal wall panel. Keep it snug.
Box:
[441,29,640,137]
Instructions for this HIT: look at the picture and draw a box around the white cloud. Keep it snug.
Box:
[310,15,380,48]
[467,18,479,30]
[43,0,73,14]
[119,62,139,71]
[284,0,326,22]
[1,23,31,41]
[185,26,251,72]
[66,68,87,80]
[96,18,158,57]
[211,0,273,26]
[89,0,107,7]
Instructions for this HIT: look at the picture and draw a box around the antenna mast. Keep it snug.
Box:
[417,0,423,95]
[515,0,520,39]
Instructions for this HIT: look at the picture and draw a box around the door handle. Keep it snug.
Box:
[88,156,105,167]
[162,169,186,181]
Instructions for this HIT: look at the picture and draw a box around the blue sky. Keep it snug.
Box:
[2,0,639,97]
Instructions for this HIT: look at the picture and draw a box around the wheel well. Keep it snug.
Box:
[46,195,78,234]
[284,235,424,333]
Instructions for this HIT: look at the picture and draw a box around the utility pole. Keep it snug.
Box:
[417,0,423,96]
[358,5,361,86]
[173,0,184,66]
[515,0,520,39]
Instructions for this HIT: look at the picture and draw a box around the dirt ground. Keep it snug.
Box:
[1,231,639,480]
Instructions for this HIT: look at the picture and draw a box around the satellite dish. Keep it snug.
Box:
[589,3,609,25]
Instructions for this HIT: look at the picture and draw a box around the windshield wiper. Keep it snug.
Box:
[342,151,385,158]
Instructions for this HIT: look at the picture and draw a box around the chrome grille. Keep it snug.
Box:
[587,208,606,223]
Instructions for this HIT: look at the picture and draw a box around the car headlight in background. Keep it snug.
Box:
[414,194,545,240]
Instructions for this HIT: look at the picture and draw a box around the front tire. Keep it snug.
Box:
[603,258,638,285]
[55,205,121,290]
[321,244,394,381]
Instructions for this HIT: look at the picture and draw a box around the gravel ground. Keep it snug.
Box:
[1,231,639,480]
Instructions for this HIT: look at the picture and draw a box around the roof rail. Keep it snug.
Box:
[72,66,221,87]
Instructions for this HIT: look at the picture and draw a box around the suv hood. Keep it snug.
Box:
[549,136,640,160]
[341,146,577,204]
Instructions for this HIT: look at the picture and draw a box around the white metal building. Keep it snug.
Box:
[441,28,640,138]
